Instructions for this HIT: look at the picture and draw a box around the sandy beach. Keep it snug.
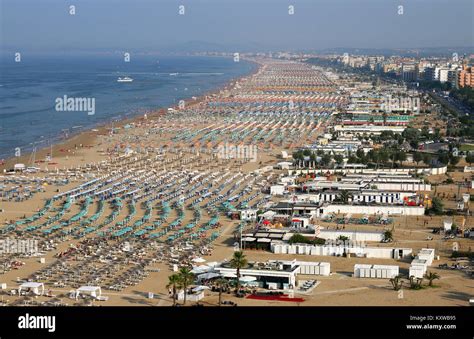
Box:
[0,57,472,308]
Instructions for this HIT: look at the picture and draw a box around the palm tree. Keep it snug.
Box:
[337,235,349,244]
[409,276,423,290]
[339,190,352,204]
[215,278,229,306]
[230,251,248,295]
[177,267,194,305]
[166,274,181,306]
[424,271,440,287]
[389,274,403,291]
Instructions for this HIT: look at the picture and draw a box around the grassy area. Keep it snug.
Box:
[459,144,474,151]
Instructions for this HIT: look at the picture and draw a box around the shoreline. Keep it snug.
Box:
[0,57,261,172]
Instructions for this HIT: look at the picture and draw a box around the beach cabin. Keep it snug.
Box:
[353,264,399,279]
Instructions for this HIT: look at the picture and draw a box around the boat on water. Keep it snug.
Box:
[169,73,179,76]
[117,77,134,83]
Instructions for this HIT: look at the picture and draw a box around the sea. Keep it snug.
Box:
[0,54,256,159]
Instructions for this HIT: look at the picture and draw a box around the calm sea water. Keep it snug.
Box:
[0,55,255,159]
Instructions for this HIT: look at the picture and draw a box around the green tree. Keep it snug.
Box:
[395,151,407,166]
[431,197,444,215]
[466,153,474,166]
[320,154,332,167]
[380,130,394,141]
[338,190,352,204]
[437,152,449,165]
[449,156,460,166]
[348,154,358,164]
[409,276,424,290]
[422,153,432,165]
[333,154,344,166]
[288,233,310,244]
[177,267,194,305]
[383,230,393,242]
[379,149,390,166]
[166,274,182,306]
[424,271,440,287]
[402,128,420,145]
[421,126,430,139]
[337,235,349,242]
[230,251,248,295]
[292,151,303,161]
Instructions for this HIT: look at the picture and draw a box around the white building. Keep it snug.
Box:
[213,259,330,290]
[271,242,412,259]
[354,264,399,279]
[333,125,405,136]
[438,68,450,83]
[318,204,425,217]
[409,248,435,278]
[318,229,383,242]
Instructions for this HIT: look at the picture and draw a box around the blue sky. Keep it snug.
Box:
[1,0,473,52]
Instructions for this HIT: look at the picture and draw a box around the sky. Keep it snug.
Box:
[0,0,473,53]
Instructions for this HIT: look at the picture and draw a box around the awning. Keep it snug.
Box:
[197,272,220,280]
[192,285,211,292]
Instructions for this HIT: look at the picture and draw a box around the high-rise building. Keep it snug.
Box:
[424,67,436,81]
[448,69,460,89]
[458,65,474,88]
[438,68,450,83]
[401,63,418,82]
